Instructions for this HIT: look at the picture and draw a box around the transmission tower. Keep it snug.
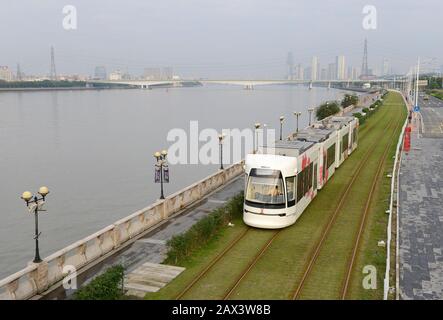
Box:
[360,38,369,78]
[50,46,57,80]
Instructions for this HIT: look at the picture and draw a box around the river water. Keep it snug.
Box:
[0,85,349,279]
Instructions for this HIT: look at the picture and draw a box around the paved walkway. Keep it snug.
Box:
[399,95,443,300]
[43,175,244,299]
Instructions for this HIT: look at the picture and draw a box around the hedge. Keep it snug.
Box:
[164,193,244,265]
[74,265,125,300]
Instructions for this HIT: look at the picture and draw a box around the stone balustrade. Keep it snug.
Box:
[0,162,244,300]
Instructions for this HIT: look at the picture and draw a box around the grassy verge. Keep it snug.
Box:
[347,92,407,299]
[146,92,405,300]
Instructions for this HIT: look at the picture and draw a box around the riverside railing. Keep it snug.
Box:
[0,162,244,300]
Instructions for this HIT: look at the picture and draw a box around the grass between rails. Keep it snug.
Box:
[229,94,399,300]
[146,92,405,300]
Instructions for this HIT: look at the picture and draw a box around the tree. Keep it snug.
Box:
[341,94,359,108]
[316,101,340,120]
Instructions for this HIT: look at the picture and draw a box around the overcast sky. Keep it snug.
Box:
[1,0,442,78]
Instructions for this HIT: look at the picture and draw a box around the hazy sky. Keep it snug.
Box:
[1,0,442,78]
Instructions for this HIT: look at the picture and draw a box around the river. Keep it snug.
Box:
[0,84,350,279]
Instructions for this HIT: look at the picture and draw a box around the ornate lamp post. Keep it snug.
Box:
[254,123,261,153]
[21,186,50,263]
[154,150,169,200]
[293,111,302,133]
[279,116,285,140]
[218,133,225,170]
[308,108,315,126]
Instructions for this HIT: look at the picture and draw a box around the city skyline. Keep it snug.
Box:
[1,0,442,78]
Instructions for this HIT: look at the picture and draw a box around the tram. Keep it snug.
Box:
[243,116,358,229]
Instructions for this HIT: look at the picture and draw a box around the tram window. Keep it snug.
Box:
[327,144,335,168]
[297,169,304,202]
[342,133,349,153]
[313,163,317,190]
[245,170,285,205]
[286,176,296,207]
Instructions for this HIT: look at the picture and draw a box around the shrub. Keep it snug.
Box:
[341,94,359,108]
[164,193,244,265]
[74,265,125,300]
[353,112,365,125]
[316,101,341,120]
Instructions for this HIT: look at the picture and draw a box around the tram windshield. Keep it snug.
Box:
[245,169,285,205]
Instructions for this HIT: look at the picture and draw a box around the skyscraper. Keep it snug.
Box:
[311,56,318,81]
[327,63,336,80]
[287,52,294,80]
[336,55,346,80]
[94,66,107,80]
[382,58,390,76]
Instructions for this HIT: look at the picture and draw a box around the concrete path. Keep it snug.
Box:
[399,95,443,299]
[43,175,244,299]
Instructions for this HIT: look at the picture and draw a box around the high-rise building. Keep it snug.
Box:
[336,55,346,80]
[296,64,304,80]
[382,58,390,76]
[94,66,107,80]
[143,67,161,80]
[327,63,336,80]
[320,68,327,80]
[287,52,294,80]
[162,67,173,80]
[311,56,318,81]
[109,70,123,80]
[0,66,13,81]
[347,66,353,80]
[304,66,312,80]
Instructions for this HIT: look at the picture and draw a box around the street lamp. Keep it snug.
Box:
[254,123,261,153]
[154,150,169,200]
[279,116,285,140]
[307,108,315,126]
[21,186,50,263]
[293,112,302,133]
[218,133,225,170]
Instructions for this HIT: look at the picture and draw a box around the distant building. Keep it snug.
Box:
[382,58,390,76]
[0,66,13,81]
[109,70,123,80]
[94,66,107,80]
[327,63,336,80]
[304,67,311,80]
[144,67,161,80]
[162,67,173,80]
[311,56,318,81]
[296,64,304,80]
[336,55,346,80]
[320,68,327,80]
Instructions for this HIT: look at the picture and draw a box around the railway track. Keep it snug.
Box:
[175,227,250,299]
[340,110,403,299]
[291,105,403,300]
[174,101,399,300]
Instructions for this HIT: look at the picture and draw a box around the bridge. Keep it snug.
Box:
[88,78,405,90]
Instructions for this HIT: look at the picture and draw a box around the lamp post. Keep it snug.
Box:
[21,186,50,263]
[293,112,302,133]
[218,133,225,170]
[154,150,169,200]
[254,123,261,153]
[308,108,315,126]
[279,116,285,140]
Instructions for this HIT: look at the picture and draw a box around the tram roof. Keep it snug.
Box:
[294,127,334,142]
[261,140,315,157]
